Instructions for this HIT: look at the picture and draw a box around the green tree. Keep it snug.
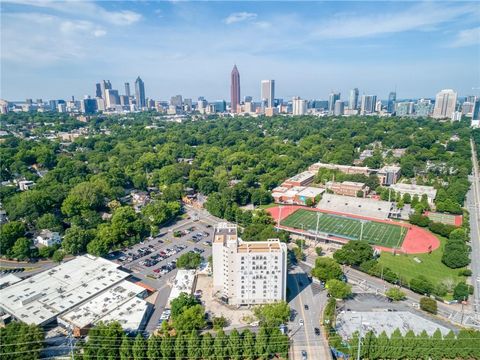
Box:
[201,332,214,360]
[62,226,94,255]
[176,252,202,269]
[187,330,201,360]
[35,213,62,232]
[227,329,242,360]
[453,282,470,301]
[420,297,437,314]
[0,221,26,256]
[0,322,44,360]
[171,293,200,318]
[255,327,269,360]
[385,287,406,301]
[241,329,256,360]
[311,257,343,282]
[52,249,64,263]
[173,304,206,331]
[120,334,133,360]
[253,301,290,327]
[213,329,227,360]
[410,275,434,295]
[147,336,162,360]
[132,334,147,360]
[174,332,186,360]
[161,333,174,360]
[333,241,374,266]
[12,237,31,260]
[326,279,352,299]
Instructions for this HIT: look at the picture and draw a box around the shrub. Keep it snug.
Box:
[385,287,406,301]
[453,282,470,301]
[458,269,472,277]
[410,276,433,295]
[420,297,437,314]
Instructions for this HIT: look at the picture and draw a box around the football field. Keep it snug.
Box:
[280,208,406,248]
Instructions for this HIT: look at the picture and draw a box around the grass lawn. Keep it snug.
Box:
[378,234,466,289]
[258,203,277,210]
[280,208,406,248]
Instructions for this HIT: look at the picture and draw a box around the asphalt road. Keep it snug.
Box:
[287,265,331,360]
[469,138,480,319]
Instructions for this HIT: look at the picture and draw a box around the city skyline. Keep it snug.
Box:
[1,1,479,100]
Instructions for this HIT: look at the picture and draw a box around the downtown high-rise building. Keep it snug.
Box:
[432,89,457,119]
[328,92,341,113]
[230,65,241,113]
[95,83,102,98]
[292,97,307,115]
[334,100,345,116]
[360,94,377,114]
[349,88,359,110]
[387,91,396,113]
[125,82,131,97]
[261,80,275,108]
[135,76,146,109]
[100,80,112,100]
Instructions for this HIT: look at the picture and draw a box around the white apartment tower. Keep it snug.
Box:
[212,223,287,306]
[292,97,307,115]
[432,89,457,119]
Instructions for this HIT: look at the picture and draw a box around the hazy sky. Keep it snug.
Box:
[1,0,479,101]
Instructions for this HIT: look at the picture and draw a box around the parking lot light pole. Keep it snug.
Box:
[356,316,363,360]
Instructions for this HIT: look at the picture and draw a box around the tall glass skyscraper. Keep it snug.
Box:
[328,92,341,113]
[387,91,396,113]
[125,82,131,97]
[135,76,146,109]
[349,88,359,110]
[230,65,240,113]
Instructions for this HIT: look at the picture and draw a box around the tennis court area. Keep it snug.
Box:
[280,208,406,248]
[425,211,462,226]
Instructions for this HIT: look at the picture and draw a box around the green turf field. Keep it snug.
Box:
[280,208,406,248]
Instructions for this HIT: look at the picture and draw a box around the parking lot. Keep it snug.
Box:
[103,208,219,333]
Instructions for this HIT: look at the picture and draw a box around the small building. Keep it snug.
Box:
[294,187,325,205]
[326,181,369,197]
[36,230,61,247]
[18,180,35,191]
[390,183,437,205]
[167,269,197,306]
[359,149,374,161]
[281,171,316,188]
[376,165,401,185]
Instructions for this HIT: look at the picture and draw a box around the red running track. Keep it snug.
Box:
[267,205,440,254]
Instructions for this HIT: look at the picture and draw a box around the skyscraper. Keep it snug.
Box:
[135,76,146,109]
[230,65,240,113]
[432,89,457,119]
[328,92,341,113]
[292,97,307,115]
[349,88,359,110]
[334,100,345,116]
[387,91,396,113]
[100,80,112,100]
[261,80,275,108]
[360,95,377,114]
[95,83,102,98]
[125,82,131,97]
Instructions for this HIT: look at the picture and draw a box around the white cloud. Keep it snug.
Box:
[93,29,107,37]
[311,3,477,39]
[4,0,142,25]
[224,12,257,25]
[449,27,480,47]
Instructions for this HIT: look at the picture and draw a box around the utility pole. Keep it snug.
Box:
[356,316,363,360]
[360,221,364,241]
[68,327,75,360]
[461,296,466,324]
[314,211,320,247]
[278,205,282,229]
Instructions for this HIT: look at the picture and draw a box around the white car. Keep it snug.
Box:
[299,319,304,326]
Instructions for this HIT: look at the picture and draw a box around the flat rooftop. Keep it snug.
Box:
[214,222,238,243]
[297,187,325,197]
[59,280,146,329]
[0,274,22,289]
[237,239,285,253]
[285,171,315,183]
[0,255,129,326]
[317,193,393,220]
[391,183,437,197]
[168,269,196,305]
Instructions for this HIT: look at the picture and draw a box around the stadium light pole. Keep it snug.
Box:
[360,221,365,241]
[356,316,363,360]
[314,211,320,247]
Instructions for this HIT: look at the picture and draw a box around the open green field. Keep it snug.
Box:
[378,235,465,290]
[280,208,407,248]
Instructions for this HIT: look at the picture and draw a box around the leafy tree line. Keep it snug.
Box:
[79,322,289,360]
[0,114,473,258]
[327,327,480,360]
[0,322,44,360]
